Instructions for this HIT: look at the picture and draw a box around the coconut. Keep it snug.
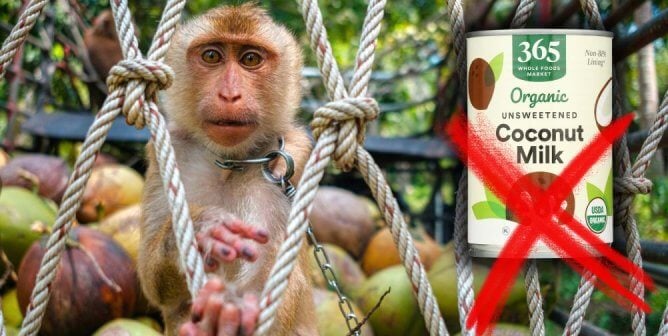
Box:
[309,187,376,258]
[93,318,161,336]
[506,172,574,224]
[0,187,56,268]
[351,265,426,336]
[94,153,119,168]
[361,227,441,276]
[4,326,19,336]
[134,316,163,333]
[313,288,374,336]
[468,58,495,110]
[98,205,142,263]
[0,154,70,203]
[428,254,528,331]
[0,148,9,167]
[96,204,157,315]
[307,244,366,295]
[17,227,137,336]
[2,288,22,328]
[453,323,530,336]
[77,164,144,223]
[595,77,613,130]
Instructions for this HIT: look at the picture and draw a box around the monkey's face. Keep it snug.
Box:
[188,42,269,147]
[164,5,303,157]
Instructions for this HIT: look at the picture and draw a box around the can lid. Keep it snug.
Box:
[466,29,614,38]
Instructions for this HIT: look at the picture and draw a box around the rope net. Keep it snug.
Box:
[0,0,665,336]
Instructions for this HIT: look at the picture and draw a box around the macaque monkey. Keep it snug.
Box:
[83,10,124,111]
[138,4,316,336]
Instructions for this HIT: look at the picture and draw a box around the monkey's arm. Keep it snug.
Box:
[138,145,197,313]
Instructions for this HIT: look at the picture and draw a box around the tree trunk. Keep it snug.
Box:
[634,1,663,174]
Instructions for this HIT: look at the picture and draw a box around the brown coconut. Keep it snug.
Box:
[361,226,442,276]
[77,164,144,223]
[0,154,70,203]
[308,187,376,259]
[17,227,137,336]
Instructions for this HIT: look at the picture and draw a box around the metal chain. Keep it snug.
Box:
[306,227,361,335]
[257,144,361,335]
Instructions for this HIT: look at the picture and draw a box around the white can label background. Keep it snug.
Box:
[466,31,613,258]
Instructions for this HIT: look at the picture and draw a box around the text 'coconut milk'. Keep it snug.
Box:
[466,29,614,258]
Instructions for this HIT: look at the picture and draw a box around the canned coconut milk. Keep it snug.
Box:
[466,29,614,258]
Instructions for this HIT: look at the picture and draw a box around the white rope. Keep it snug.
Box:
[447,0,665,334]
[256,0,447,334]
[563,271,596,335]
[0,298,5,336]
[14,0,207,335]
[660,303,668,335]
[525,261,545,336]
[0,0,48,78]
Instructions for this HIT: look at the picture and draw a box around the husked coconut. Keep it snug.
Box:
[309,187,376,258]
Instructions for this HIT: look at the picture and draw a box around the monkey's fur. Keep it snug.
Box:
[138,5,316,335]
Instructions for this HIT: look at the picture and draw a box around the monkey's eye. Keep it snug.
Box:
[240,51,263,68]
[201,49,222,64]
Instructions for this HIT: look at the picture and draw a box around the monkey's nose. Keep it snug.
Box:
[219,92,242,103]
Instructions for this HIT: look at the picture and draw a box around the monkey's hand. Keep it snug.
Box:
[179,277,259,336]
[195,209,269,272]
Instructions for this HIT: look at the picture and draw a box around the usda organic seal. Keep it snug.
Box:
[466,29,614,258]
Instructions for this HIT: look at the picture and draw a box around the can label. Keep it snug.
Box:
[466,31,613,257]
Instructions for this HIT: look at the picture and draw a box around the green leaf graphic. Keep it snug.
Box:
[485,187,503,206]
[586,182,605,202]
[472,201,506,219]
[603,170,613,215]
[489,52,504,81]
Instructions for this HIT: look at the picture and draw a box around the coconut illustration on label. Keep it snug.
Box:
[468,52,504,110]
[466,31,613,258]
[505,171,575,224]
[595,77,613,130]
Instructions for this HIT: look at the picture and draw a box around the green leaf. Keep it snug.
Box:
[586,182,605,202]
[51,44,65,61]
[472,201,506,219]
[489,52,504,81]
[484,187,504,206]
[603,170,613,215]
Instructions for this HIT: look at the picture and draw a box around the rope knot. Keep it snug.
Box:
[614,176,652,195]
[310,97,379,171]
[106,58,175,128]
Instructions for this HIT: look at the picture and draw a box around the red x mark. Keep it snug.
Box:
[446,112,654,334]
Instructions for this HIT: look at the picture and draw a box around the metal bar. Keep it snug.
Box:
[626,128,668,152]
[547,0,579,27]
[469,0,499,30]
[549,308,613,336]
[603,0,646,28]
[613,9,668,60]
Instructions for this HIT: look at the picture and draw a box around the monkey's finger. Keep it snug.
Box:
[224,221,269,244]
[240,294,259,336]
[209,240,238,263]
[200,295,224,334]
[192,278,225,322]
[179,322,201,336]
[204,256,219,272]
[217,303,241,336]
[210,227,259,262]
